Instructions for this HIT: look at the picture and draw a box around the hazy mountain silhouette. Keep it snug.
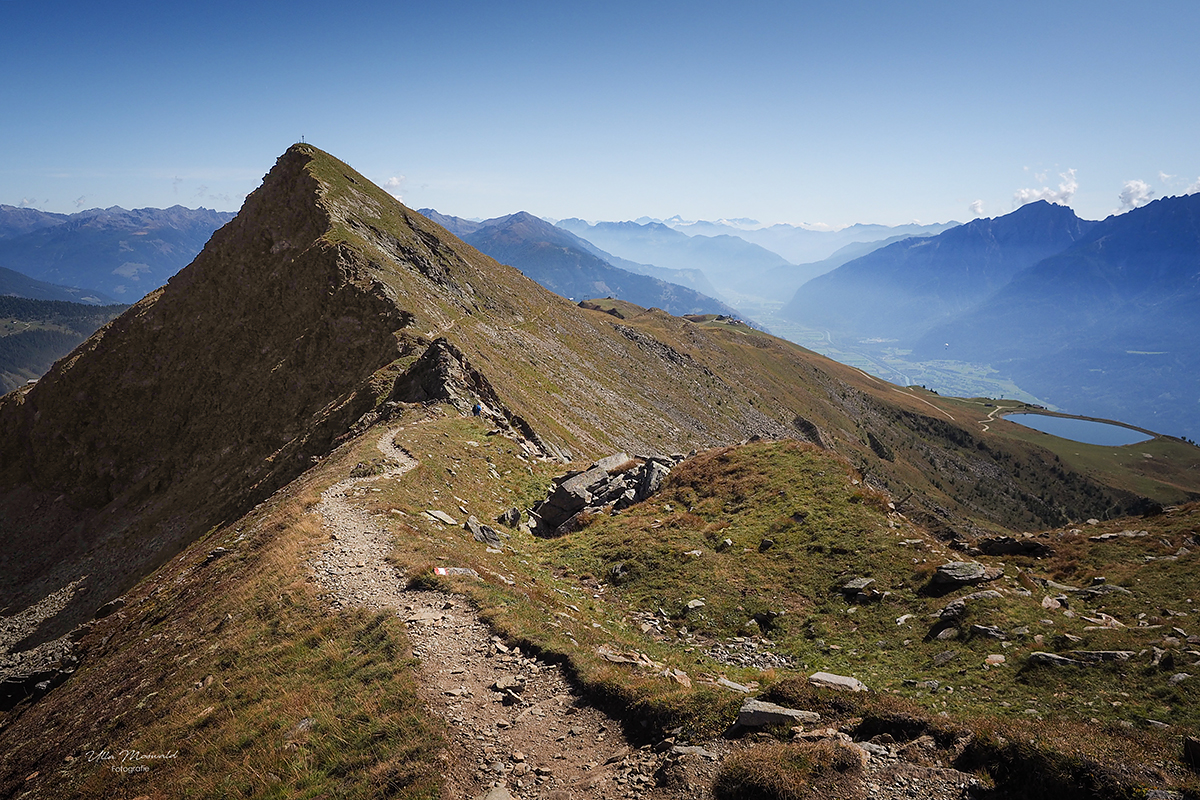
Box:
[783,201,1096,340]
[0,205,234,300]
[423,210,737,316]
[916,193,1200,438]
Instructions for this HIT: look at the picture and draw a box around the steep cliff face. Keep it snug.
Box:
[0,146,416,637]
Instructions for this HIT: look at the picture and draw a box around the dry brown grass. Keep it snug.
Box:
[712,740,865,800]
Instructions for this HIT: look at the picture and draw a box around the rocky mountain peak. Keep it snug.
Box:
[0,145,432,639]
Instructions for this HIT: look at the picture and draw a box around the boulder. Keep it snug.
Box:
[978,536,1053,558]
[936,590,1003,620]
[595,452,633,471]
[930,561,1002,589]
[969,624,1006,640]
[734,698,821,729]
[841,577,876,594]
[1185,736,1200,771]
[809,671,868,692]
[638,460,671,497]
[465,516,503,548]
[497,507,521,527]
[425,510,458,526]
[1028,651,1084,667]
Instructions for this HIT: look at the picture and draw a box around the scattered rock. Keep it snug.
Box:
[978,536,1054,557]
[465,515,503,548]
[932,651,957,667]
[1068,650,1136,663]
[425,509,458,526]
[1090,529,1148,542]
[969,624,1006,640]
[841,577,876,594]
[1028,651,1084,667]
[936,590,1003,620]
[809,671,868,692]
[93,596,126,619]
[716,677,753,693]
[1185,736,1200,771]
[497,507,521,527]
[929,561,1002,590]
[733,698,820,730]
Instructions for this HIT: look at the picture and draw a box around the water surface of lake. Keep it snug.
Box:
[1006,414,1152,446]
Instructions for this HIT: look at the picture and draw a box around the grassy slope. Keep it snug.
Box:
[0,427,444,800]
[363,410,1197,793]
[4,402,1196,798]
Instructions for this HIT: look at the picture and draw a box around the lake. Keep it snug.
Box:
[1005,413,1153,446]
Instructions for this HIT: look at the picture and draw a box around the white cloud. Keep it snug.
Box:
[384,176,405,199]
[1158,171,1175,183]
[1187,177,1200,194]
[968,200,985,217]
[1119,179,1155,210]
[74,196,87,209]
[1013,168,1077,207]
[17,197,37,208]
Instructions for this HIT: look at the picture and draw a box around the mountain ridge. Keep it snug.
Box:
[420,209,737,316]
[0,204,234,299]
[783,200,1096,341]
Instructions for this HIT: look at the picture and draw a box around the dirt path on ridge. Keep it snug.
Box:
[308,427,983,800]
[310,427,726,800]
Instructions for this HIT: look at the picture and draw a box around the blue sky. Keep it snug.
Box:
[3,0,1198,229]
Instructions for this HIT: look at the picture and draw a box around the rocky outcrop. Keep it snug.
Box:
[927,562,1003,594]
[528,452,686,536]
[390,337,551,459]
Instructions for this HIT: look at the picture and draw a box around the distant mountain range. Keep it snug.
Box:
[915,193,1200,438]
[556,217,959,303]
[0,265,119,305]
[634,215,960,264]
[0,204,234,300]
[555,218,794,303]
[781,196,1200,439]
[784,201,1096,341]
[419,210,737,317]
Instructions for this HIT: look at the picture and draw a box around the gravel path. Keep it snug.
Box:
[310,428,724,799]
